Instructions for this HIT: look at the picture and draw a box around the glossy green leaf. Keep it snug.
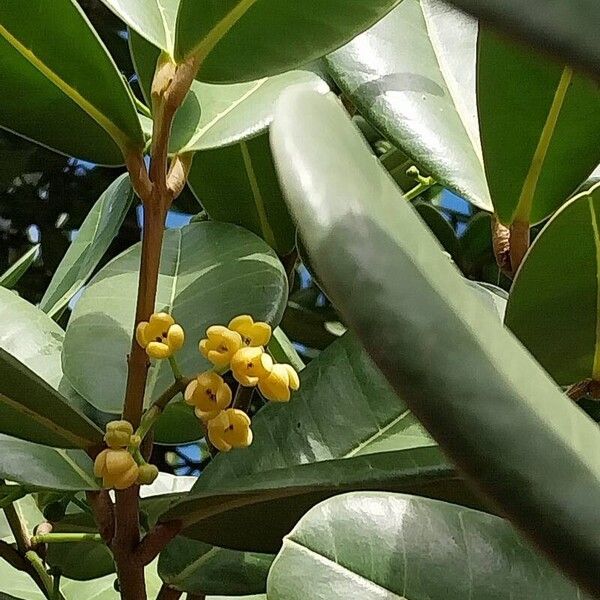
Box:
[39,174,133,319]
[188,134,296,254]
[46,540,114,582]
[174,0,402,82]
[0,434,98,491]
[270,87,600,595]
[63,222,288,416]
[478,28,600,225]
[0,0,143,164]
[413,202,460,261]
[99,0,179,54]
[0,561,164,600]
[159,537,273,596]
[267,492,588,599]
[160,335,484,552]
[439,0,600,78]
[506,182,600,385]
[0,288,103,449]
[0,245,39,290]
[466,281,507,321]
[326,0,492,211]
[130,30,328,154]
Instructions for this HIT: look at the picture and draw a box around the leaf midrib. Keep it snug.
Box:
[0,21,135,155]
[278,537,407,599]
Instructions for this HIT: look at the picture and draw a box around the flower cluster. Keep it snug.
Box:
[93,420,159,490]
[132,312,300,457]
[185,315,300,452]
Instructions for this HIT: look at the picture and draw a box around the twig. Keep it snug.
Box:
[0,539,29,572]
[31,533,102,545]
[86,490,114,545]
[136,521,181,566]
[232,385,254,413]
[156,584,183,600]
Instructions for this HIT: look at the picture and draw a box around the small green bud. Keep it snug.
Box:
[136,464,159,486]
[104,420,134,449]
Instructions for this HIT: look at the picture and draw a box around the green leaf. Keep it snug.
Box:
[326,0,492,211]
[46,539,114,581]
[267,492,588,599]
[0,560,164,600]
[478,28,600,225]
[0,434,98,490]
[0,245,39,289]
[0,288,103,449]
[438,0,600,79]
[63,222,288,417]
[160,335,483,552]
[159,537,273,596]
[506,182,600,385]
[130,30,328,154]
[270,87,600,595]
[413,202,460,261]
[39,174,133,318]
[174,0,402,82]
[0,0,144,165]
[188,134,296,254]
[99,0,179,54]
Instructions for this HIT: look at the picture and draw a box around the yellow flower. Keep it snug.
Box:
[199,325,242,368]
[136,312,184,359]
[185,371,232,421]
[137,464,159,485]
[258,363,300,402]
[207,408,253,452]
[93,449,139,490]
[228,315,272,347]
[230,346,273,386]
[104,420,134,449]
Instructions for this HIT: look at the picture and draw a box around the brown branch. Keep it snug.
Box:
[509,220,530,274]
[136,521,182,566]
[156,584,183,600]
[0,539,29,572]
[114,51,201,600]
[113,487,144,600]
[86,490,115,545]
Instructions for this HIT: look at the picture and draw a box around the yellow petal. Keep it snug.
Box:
[184,380,198,406]
[114,464,140,490]
[195,407,221,422]
[250,322,272,346]
[283,364,300,391]
[151,312,174,329]
[228,315,253,331]
[207,350,233,369]
[167,324,185,351]
[216,382,233,409]
[135,322,149,347]
[93,449,109,477]
[147,341,172,359]
[199,338,210,358]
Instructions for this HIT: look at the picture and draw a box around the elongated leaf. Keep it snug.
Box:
[506,183,600,385]
[188,134,296,254]
[440,0,600,78]
[160,335,484,552]
[270,87,600,595]
[0,245,39,289]
[100,0,179,54]
[159,537,274,596]
[130,30,328,154]
[39,174,133,318]
[0,0,143,164]
[267,492,588,599]
[326,0,492,211]
[174,0,402,82]
[63,222,288,416]
[0,288,103,449]
[0,434,98,491]
[478,28,600,225]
